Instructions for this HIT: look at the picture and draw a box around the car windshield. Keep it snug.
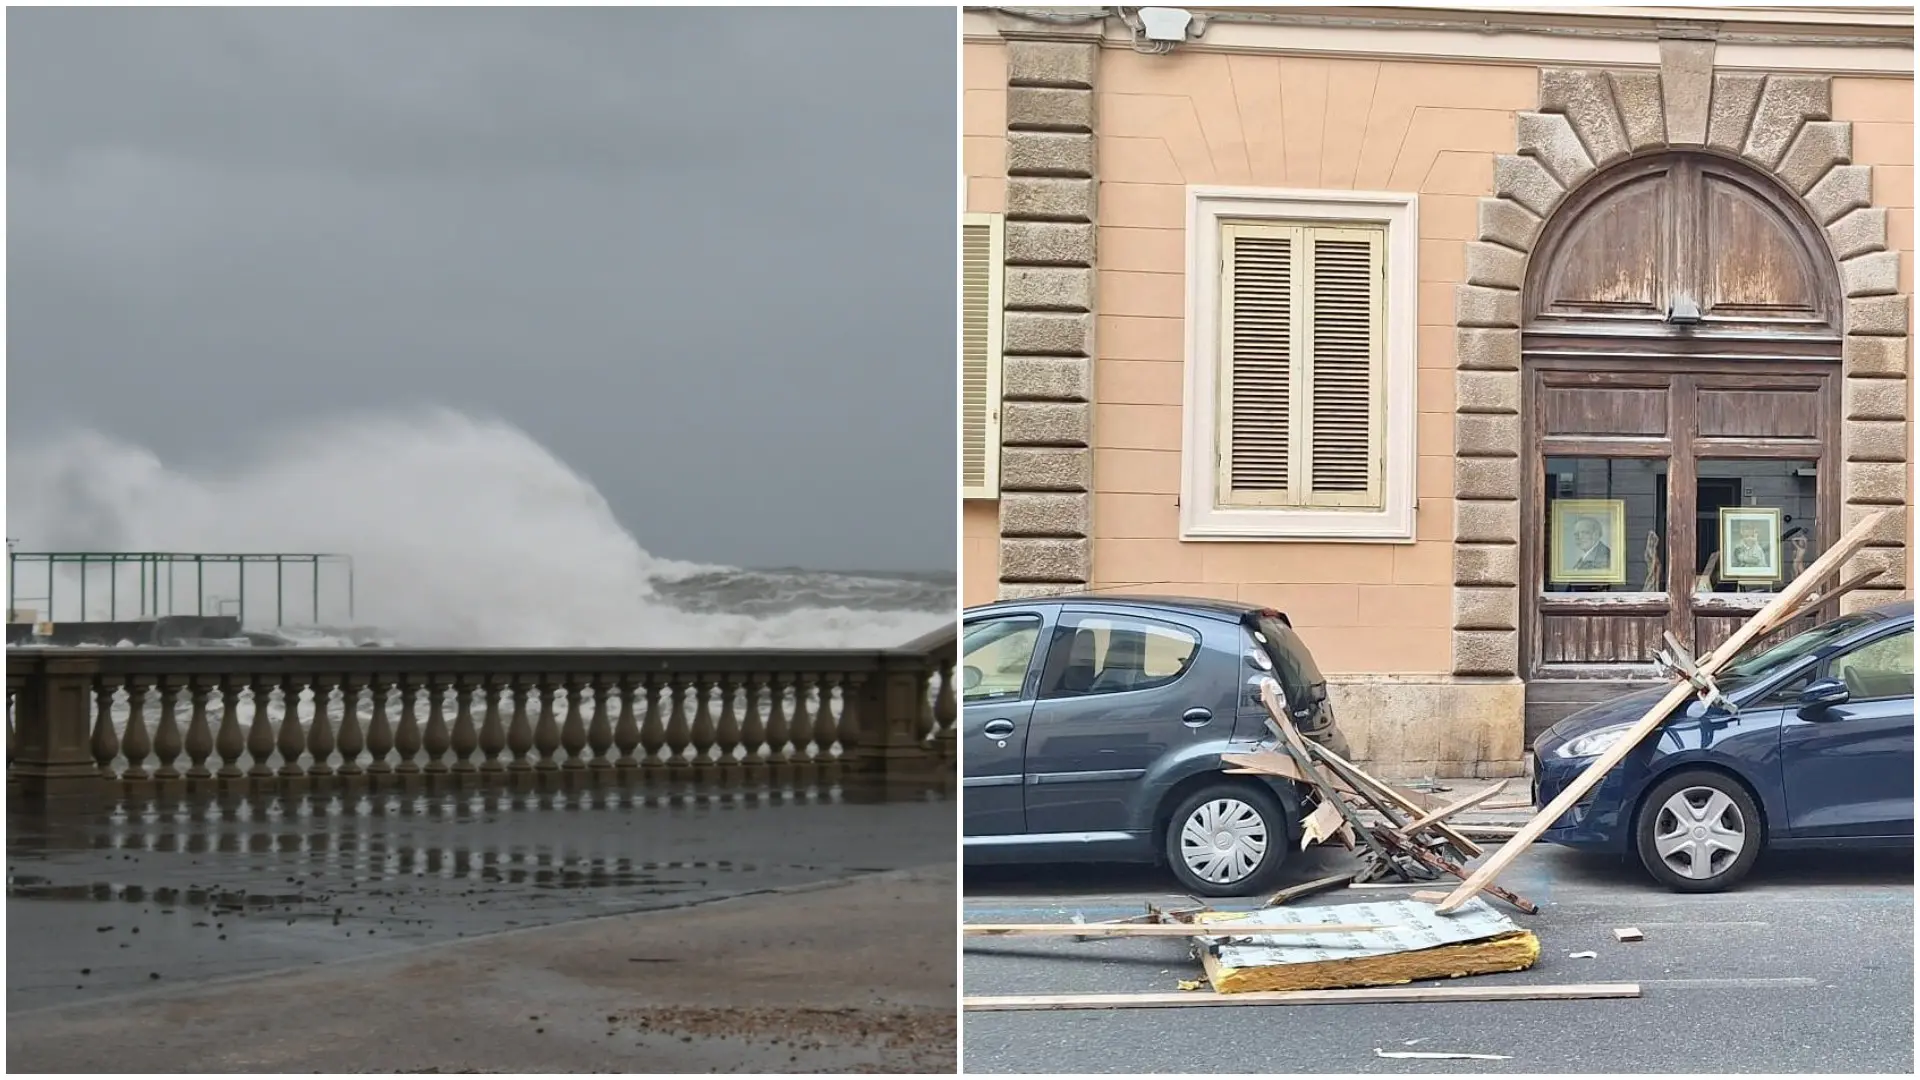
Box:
[1716,612,1883,687]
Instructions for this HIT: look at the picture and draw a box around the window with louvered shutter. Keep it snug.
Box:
[1217,221,1385,510]
[962,213,1004,500]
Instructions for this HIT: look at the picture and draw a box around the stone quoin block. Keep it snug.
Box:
[1805,165,1874,225]
[1609,69,1667,150]
[1005,267,1094,312]
[1828,208,1889,261]
[1007,40,1098,90]
[999,492,1092,537]
[1659,38,1715,145]
[1842,502,1913,544]
[1455,285,1522,329]
[1003,312,1095,358]
[1455,413,1522,458]
[1456,328,1522,371]
[1843,420,1909,463]
[1844,378,1909,422]
[1847,295,1909,336]
[1455,499,1522,544]
[1453,587,1520,631]
[1842,335,1909,377]
[1455,456,1522,500]
[1743,74,1832,170]
[1841,251,1901,298]
[999,446,1092,491]
[1453,630,1521,677]
[1774,121,1852,195]
[1006,176,1096,222]
[1540,68,1630,167]
[1492,154,1565,219]
[1000,401,1091,446]
[1457,370,1522,414]
[1005,221,1096,267]
[1007,131,1096,178]
[1464,243,1528,291]
[1841,546,1908,589]
[1843,461,1909,505]
[1002,355,1093,401]
[1454,543,1520,588]
[999,537,1092,583]
[1478,198,1544,253]
[999,582,1082,601]
[1706,72,1766,154]
[1515,112,1596,188]
[1007,86,1096,133]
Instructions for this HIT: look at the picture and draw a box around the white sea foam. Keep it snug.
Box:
[5,409,950,649]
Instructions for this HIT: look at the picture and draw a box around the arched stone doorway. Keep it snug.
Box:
[1449,64,1909,742]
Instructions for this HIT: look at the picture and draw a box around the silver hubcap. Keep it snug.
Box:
[1179,798,1268,884]
[1651,786,1748,880]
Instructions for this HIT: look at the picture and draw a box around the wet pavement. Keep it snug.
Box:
[8,785,953,1012]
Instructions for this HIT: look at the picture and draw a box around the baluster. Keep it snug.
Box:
[393,677,423,774]
[184,676,214,779]
[150,676,185,781]
[788,675,816,777]
[840,672,868,769]
[815,674,843,781]
[663,676,692,773]
[587,676,614,770]
[215,677,246,779]
[422,677,452,774]
[506,678,535,770]
[688,674,717,774]
[638,675,667,777]
[560,675,588,770]
[121,675,156,782]
[451,676,479,773]
[935,664,957,761]
[245,676,276,778]
[765,673,791,775]
[91,676,122,779]
[277,674,308,778]
[740,673,768,782]
[365,677,395,775]
[715,674,742,775]
[306,676,337,779]
[335,675,365,776]
[612,676,642,770]
[532,679,562,771]
[478,677,507,772]
[916,664,938,745]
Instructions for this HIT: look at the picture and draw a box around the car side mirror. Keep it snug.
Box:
[1797,677,1850,717]
[962,666,983,692]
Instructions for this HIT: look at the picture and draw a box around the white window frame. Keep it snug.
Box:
[1181,187,1420,542]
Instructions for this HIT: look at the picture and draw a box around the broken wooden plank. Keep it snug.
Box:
[1410,890,1449,903]
[1263,872,1357,907]
[1260,685,1392,865]
[1221,750,1308,783]
[1613,927,1644,942]
[1300,799,1345,848]
[1434,508,1892,914]
[963,982,1642,1011]
[1774,567,1884,628]
[964,922,1385,938]
[1308,742,1483,859]
[1395,780,1511,837]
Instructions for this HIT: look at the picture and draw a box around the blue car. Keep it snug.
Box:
[1530,601,1914,892]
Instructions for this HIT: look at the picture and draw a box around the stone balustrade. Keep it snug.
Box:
[6,625,956,804]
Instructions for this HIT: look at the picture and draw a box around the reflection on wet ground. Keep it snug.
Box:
[7,786,952,1012]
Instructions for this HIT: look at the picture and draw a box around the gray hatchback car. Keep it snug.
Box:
[961,595,1350,896]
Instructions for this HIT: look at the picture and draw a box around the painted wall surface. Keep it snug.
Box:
[964,40,1006,609]
[1089,52,1542,674]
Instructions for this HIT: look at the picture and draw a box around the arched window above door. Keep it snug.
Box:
[1524,152,1844,346]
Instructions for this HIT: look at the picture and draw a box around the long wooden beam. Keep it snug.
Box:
[964,982,1642,1011]
[1433,508,1893,914]
[964,922,1384,938]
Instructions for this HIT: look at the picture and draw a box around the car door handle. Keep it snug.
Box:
[982,719,1016,738]
[1182,707,1213,727]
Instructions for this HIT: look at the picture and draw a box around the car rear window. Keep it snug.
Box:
[1250,613,1326,704]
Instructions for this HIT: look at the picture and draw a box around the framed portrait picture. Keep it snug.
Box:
[1718,507,1783,584]
[1549,499,1628,586]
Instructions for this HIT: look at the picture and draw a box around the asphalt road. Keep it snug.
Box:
[963,845,1913,1074]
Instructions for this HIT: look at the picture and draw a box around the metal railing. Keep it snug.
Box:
[6,624,957,803]
[6,551,354,628]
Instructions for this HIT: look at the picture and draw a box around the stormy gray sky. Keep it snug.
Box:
[6,6,957,574]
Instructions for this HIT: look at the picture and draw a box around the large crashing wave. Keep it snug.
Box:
[5,409,950,649]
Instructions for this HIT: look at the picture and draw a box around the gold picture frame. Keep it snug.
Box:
[1549,499,1628,586]
[1718,507,1783,584]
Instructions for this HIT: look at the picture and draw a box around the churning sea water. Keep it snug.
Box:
[5,409,952,650]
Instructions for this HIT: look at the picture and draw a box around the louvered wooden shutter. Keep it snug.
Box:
[962,213,1004,500]
[1217,222,1385,510]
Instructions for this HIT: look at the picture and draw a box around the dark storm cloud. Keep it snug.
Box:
[6,6,957,572]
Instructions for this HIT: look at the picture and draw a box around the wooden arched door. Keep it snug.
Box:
[1521,152,1844,715]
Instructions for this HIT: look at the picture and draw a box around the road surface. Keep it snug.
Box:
[963,844,1912,1074]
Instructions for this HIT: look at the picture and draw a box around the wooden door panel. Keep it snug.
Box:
[1696,388,1820,439]
[1701,171,1824,322]
[1539,613,1668,665]
[1543,386,1667,437]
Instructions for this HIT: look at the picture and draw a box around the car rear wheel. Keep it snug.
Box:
[1162,782,1290,898]
[1634,769,1763,893]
